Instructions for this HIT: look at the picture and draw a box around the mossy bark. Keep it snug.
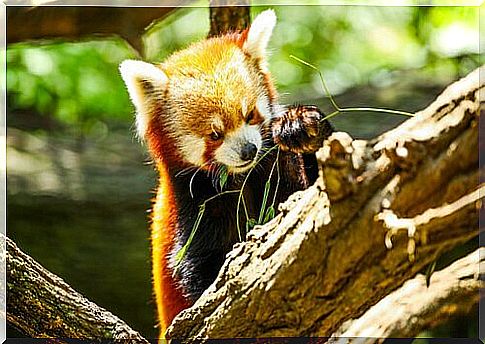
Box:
[6,235,148,342]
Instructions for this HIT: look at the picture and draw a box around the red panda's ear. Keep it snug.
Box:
[119,60,168,138]
[243,9,276,68]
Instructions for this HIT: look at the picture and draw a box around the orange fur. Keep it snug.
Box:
[160,36,270,138]
[144,113,190,336]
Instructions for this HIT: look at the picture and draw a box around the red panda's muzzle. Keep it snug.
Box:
[213,123,263,174]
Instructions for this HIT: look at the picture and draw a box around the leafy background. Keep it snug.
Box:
[6,5,480,340]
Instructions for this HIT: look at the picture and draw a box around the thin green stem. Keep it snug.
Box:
[175,189,241,266]
[174,204,205,271]
[290,55,341,112]
[242,195,249,222]
[203,189,240,205]
[258,151,278,224]
[178,145,278,264]
[270,148,281,209]
[236,145,279,239]
[339,107,413,117]
[321,110,341,122]
[290,54,414,118]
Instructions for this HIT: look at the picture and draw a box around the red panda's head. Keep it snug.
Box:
[119,10,278,174]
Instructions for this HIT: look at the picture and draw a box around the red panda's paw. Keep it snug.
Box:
[272,105,334,154]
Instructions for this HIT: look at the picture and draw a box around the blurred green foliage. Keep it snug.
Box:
[263,6,479,100]
[7,39,135,135]
[6,6,480,135]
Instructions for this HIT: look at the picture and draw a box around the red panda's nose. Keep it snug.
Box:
[240,143,257,161]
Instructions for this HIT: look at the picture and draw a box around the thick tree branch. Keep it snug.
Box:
[5,234,149,342]
[7,6,180,54]
[167,67,483,339]
[7,1,249,53]
[332,247,484,341]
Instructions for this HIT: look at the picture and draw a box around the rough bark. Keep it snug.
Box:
[5,234,149,342]
[331,247,484,341]
[166,67,483,340]
[5,235,482,341]
[208,0,250,37]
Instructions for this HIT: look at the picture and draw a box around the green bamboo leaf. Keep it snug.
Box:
[258,179,271,224]
[236,145,279,240]
[219,168,228,190]
[175,204,205,263]
[425,260,437,288]
[263,206,275,223]
[246,218,257,233]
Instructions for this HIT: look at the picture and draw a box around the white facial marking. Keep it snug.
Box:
[214,124,263,173]
[211,118,224,132]
[241,97,248,116]
[179,134,206,166]
[256,96,272,121]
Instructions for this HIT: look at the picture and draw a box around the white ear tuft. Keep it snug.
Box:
[243,9,277,61]
[119,60,168,138]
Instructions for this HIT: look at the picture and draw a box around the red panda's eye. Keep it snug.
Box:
[210,132,222,141]
[246,111,254,124]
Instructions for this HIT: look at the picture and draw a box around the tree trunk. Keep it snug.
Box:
[208,0,250,37]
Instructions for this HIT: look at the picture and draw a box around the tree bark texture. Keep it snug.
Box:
[5,235,149,342]
[5,241,482,341]
[166,67,483,339]
[208,0,250,37]
[332,247,484,341]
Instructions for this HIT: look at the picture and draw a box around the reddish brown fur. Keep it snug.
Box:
[145,105,183,166]
[262,71,278,104]
[202,138,224,166]
[150,161,191,333]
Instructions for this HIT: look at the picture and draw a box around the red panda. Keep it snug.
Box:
[119,9,333,338]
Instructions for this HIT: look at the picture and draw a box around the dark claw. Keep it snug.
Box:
[272,105,333,153]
